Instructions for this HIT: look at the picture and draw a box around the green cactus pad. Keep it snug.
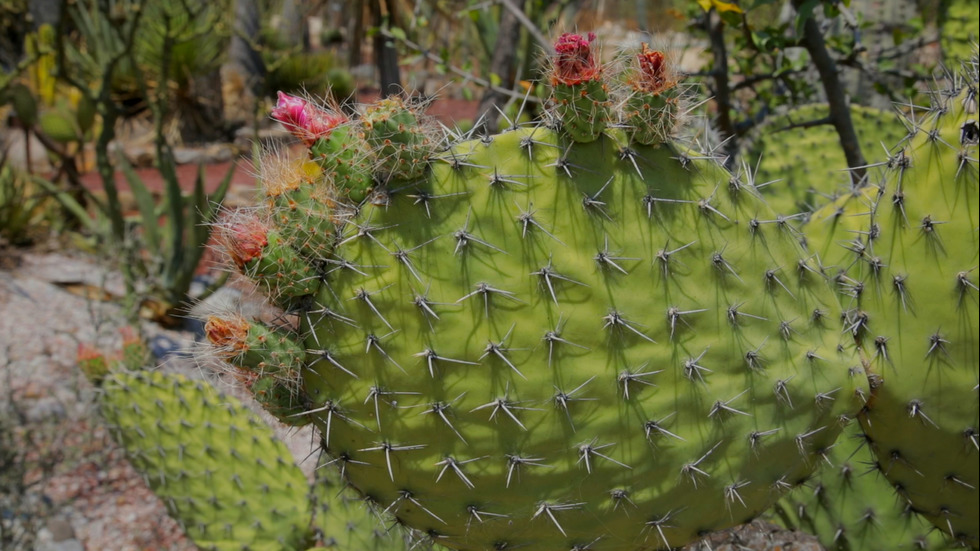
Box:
[239,121,865,550]
[749,104,909,216]
[804,73,979,547]
[100,371,315,551]
[620,45,686,146]
[772,419,949,550]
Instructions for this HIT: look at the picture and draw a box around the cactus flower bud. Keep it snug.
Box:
[551,32,600,85]
[271,92,347,146]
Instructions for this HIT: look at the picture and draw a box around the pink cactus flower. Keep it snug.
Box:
[551,32,601,86]
[271,92,347,145]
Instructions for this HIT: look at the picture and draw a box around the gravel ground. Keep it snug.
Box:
[0,248,823,551]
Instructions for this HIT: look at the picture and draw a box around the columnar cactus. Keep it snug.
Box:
[208,36,867,551]
[804,63,979,547]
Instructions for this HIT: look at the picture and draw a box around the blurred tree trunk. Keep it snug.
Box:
[371,0,402,96]
[279,0,310,50]
[29,0,62,28]
[477,0,525,132]
[180,70,228,142]
[223,0,266,126]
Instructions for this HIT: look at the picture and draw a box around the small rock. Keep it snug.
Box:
[47,516,75,541]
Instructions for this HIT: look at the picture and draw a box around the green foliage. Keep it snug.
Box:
[43,154,234,322]
[0,157,50,246]
[265,52,354,102]
[748,104,909,214]
[940,0,980,63]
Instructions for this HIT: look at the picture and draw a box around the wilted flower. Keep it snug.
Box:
[217,214,269,268]
[632,44,676,94]
[551,32,601,86]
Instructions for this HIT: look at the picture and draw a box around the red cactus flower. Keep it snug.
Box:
[633,44,675,93]
[77,342,104,363]
[551,32,601,86]
[271,92,347,145]
[218,214,269,268]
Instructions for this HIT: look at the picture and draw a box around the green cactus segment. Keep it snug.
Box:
[311,458,427,550]
[623,89,680,146]
[206,315,307,376]
[309,124,375,203]
[100,371,315,551]
[362,97,434,182]
[287,123,865,551]
[773,419,948,550]
[552,78,610,143]
[262,164,338,261]
[219,216,320,301]
[750,104,909,215]
[250,375,310,426]
[804,78,979,547]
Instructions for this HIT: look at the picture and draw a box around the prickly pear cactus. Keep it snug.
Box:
[100,371,316,551]
[209,36,867,551]
[772,419,949,551]
[804,64,979,547]
[748,104,909,215]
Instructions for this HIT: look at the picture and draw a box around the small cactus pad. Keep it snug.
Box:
[804,68,979,547]
[620,45,686,146]
[549,32,610,142]
[772,419,949,550]
[100,371,315,551]
[748,104,909,216]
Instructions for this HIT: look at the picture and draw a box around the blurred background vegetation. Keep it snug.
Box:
[0,0,976,323]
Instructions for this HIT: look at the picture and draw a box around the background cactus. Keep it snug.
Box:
[100,370,316,551]
[771,419,950,550]
[96,366,427,551]
[207,36,867,551]
[803,61,979,547]
[746,104,909,216]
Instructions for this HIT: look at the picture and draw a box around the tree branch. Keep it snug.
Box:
[705,10,737,166]
[793,1,866,185]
